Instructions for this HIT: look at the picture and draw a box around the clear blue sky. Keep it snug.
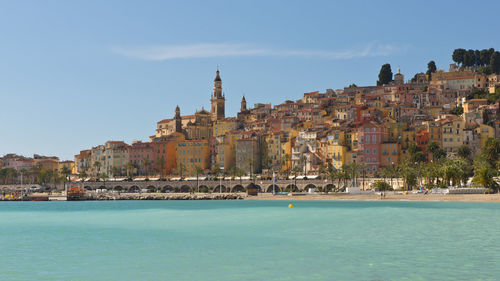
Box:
[1,0,499,160]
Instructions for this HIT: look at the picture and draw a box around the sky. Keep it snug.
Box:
[1,0,499,160]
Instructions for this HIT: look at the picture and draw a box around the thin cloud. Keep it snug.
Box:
[111,42,408,61]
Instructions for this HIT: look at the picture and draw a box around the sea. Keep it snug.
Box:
[0,200,499,281]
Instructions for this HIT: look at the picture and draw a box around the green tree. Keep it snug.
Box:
[78,171,88,182]
[426,60,437,79]
[111,166,121,179]
[377,64,393,86]
[473,155,497,191]
[93,161,101,178]
[452,48,466,65]
[60,165,72,191]
[292,166,301,187]
[372,180,392,191]
[19,168,29,184]
[483,138,500,163]
[195,165,203,193]
[490,51,500,74]
[480,49,491,66]
[126,162,135,179]
[463,49,475,67]
[450,106,463,116]
[457,145,471,161]
[99,173,109,189]
[142,158,151,177]
[157,157,166,179]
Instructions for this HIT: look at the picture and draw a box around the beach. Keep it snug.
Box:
[247,192,500,202]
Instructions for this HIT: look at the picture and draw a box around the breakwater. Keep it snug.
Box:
[0,193,246,201]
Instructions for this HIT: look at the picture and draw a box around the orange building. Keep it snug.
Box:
[176,139,210,176]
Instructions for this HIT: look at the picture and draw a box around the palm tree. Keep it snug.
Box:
[195,165,203,193]
[78,171,88,182]
[126,162,135,179]
[143,158,151,177]
[281,154,291,179]
[318,163,329,180]
[300,155,308,175]
[111,166,121,180]
[157,157,166,179]
[60,165,72,192]
[211,163,221,180]
[473,155,497,191]
[236,167,245,186]
[100,172,109,182]
[358,163,367,190]
[19,168,29,185]
[178,162,186,179]
[327,169,337,194]
[482,138,500,163]
[93,161,101,179]
[292,165,301,188]
[30,163,42,184]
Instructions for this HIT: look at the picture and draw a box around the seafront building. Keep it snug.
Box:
[67,65,500,178]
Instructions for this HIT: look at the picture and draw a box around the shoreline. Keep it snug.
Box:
[2,192,500,202]
[247,193,500,202]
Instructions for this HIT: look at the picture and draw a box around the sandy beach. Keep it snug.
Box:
[246,193,500,202]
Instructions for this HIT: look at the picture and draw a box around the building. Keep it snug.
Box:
[210,70,225,121]
[236,138,261,175]
[176,139,210,176]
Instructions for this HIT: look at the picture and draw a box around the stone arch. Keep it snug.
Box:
[232,184,245,193]
[83,186,92,190]
[324,184,335,193]
[161,185,174,193]
[146,185,156,192]
[180,185,191,193]
[98,185,107,190]
[304,184,317,192]
[285,184,298,192]
[212,185,227,193]
[114,186,123,191]
[246,183,261,192]
[199,185,209,193]
[130,185,140,192]
[266,185,281,193]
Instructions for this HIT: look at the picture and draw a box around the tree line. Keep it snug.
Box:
[452,48,500,74]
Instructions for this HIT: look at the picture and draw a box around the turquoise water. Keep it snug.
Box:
[1,201,499,281]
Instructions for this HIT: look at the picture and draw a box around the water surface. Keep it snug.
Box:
[0,200,498,280]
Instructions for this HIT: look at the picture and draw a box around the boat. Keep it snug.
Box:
[66,186,87,201]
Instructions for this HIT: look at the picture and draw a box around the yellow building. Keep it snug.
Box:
[380,142,400,167]
[213,118,238,137]
[176,139,210,176]
[58,161,75,175]
[265,131,292,172]
[441,117,464,154]
[475,124,495,149]
[215,136,235,173]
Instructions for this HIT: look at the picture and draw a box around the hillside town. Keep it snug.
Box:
[2,49,500,191]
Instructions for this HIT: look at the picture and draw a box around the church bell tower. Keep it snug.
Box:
[210,69,225,122]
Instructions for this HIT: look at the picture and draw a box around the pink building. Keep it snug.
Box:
[357,121,389,172]
[129,141,156,175]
